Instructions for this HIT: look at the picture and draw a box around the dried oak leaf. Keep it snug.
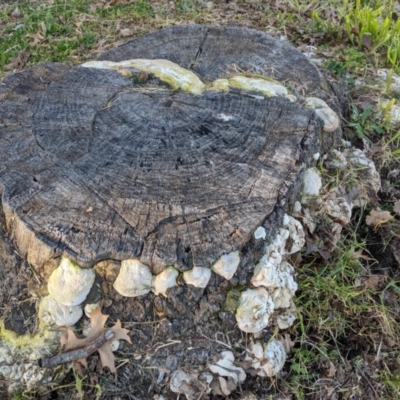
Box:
[365,209,393,229]
[363,275,381,290]
[26,31,45,47]
[4,50,30,70]
[61,307,131,374]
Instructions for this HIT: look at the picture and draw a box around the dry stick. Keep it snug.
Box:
[39,330,114,368]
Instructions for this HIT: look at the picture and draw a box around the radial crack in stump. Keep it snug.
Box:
[0,25,346,396]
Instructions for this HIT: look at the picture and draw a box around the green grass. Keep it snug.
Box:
[286,230,400,398]
[0,0,163,71]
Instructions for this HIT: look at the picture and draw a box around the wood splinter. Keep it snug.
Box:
[38,330,114,368]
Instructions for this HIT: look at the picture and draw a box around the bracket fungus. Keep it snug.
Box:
[169,370,212,400]
[47,258,95,307]
[212,251,241,280]
[153,267,179,297]
[245,339,287,377]
[38,296,83,327]
[226,76,288,97]
[82,59,206,94]
[183,267,211,288]
[208,350,246,383]
[305,97,340,132]
[301,168,322,204]
[236,288,275,333]
[254,226,267,240]
[113,259,153,297]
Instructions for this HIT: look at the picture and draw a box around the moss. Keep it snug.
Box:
[0,320,59,355]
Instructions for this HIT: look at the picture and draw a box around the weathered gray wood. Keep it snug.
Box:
[0,25,343,273]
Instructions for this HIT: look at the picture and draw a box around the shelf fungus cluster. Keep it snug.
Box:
[237,214,304,335]
[38,258,95,327]
[81,58,339,133]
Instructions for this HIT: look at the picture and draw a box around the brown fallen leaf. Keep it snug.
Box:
[361,33,372,50]
[365,209,393,229]
[26,31,45,47]
[326,361,336,378]
[60,307,131,374]
[119,28,133,37]
[4,50,30,70]
[363,275,381,290]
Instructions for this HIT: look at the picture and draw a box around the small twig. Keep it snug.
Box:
[198,331,232,349]
[145,339,181,359]
[39,330,114,368]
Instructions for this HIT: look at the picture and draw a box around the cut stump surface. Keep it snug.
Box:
[0,25,343,272]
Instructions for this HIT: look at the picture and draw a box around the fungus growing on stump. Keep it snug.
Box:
[0,25,345,395]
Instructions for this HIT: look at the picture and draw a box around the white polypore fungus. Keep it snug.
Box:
[270,228,290,255]
[294,201,302,213]
[170,370,196,398]
[283,214,305,254]
[271,285,295,309]
[153,266,179,297]
[228,76,288,97]
[113,259,153,297]
[324,193,353,225]
[325,147,381,208]
[276,311,297,329]
[324,148,348,170]
[170,370,210,400]
[245,339,287,377]
[236,288,275,333]
[208,350,246,383]
[0,363,49,394]
[348,148,381,198]
[48,257,95,306]
[301,168,322,204]
[252,260,297,309]
[251,254,280,288]
[305,97,340,132]
[38,295,82,327]
[82,59,293,103]
[212,251,240,280]
[82,59,205,94]
[254,226,266,240]
[183,267,211,288]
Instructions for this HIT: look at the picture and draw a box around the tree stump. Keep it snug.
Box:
[0,25,346,396]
